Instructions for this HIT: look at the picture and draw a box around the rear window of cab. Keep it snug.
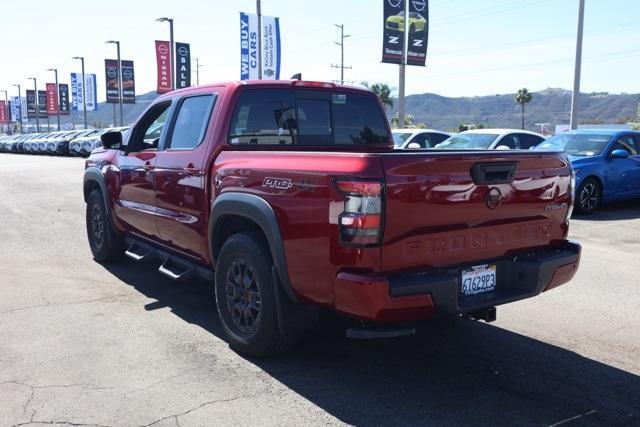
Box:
[228,89,389,146]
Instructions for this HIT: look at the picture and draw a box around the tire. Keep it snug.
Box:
[86,189,125,261]
[215,232,303,357]
[409,24,416,34]
[575,178,601,215]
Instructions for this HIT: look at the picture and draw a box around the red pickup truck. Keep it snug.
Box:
[84,80,581,356]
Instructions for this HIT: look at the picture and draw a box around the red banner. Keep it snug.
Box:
[46,83,59,115]
[0,101,6,124]
[155,40,172,94]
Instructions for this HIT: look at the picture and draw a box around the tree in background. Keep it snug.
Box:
[361,82,394,109]
[391,114,414,128]
[515,88,533,130]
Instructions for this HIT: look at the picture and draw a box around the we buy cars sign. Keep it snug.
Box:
[46,83,58,114]
[155,40,172,94]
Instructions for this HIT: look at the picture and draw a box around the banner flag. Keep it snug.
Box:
[105,59,119,103]
[26,90,36,119]
[72,73,98,111]
[46,83,59,115]
[71,73,79,111]
[175,42,191,88]
[407,0,429,66]
[85,74,97,111]
[10,97,21,122]
[121,60,136,103]
[240,12,281,80]
[38,90,47,118]
[155,41,172,93]
[58,84,70,115]
[0,101,7,124]
[382,0,405,64]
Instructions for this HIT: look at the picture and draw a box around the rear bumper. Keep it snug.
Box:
[334,241,581,323]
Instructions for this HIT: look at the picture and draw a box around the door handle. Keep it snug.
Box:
[144,161,153,171]
[184,164,200,176]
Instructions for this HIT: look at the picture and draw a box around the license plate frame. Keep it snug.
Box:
[460,264,497,298]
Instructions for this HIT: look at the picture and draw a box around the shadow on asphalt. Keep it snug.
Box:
[102,260,640,426]
[572,199,640,222]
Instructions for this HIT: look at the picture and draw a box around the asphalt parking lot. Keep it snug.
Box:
[1,154,639,427]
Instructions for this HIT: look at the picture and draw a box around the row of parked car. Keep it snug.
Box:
[0,127,129,157]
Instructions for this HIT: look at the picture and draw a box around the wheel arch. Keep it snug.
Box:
[209,192,297,303]
[83,168,111,214]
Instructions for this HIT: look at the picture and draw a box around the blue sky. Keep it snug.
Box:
[1,0,639,101]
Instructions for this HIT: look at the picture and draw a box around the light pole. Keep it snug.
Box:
[28,77,40,132]
[12,84,23,134]
[195,58,203,86]
[0,90,8,133]
[106,41,123,126]
[46,68,61,130]
[257,0,262,79]
[570,0,585,130]
[331,24,352,84]
[156,17,175,89]
[398,2,408,128]
[72,57,88,129]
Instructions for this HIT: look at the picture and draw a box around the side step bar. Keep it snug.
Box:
[125,242,154,261]
[123,237,214,282]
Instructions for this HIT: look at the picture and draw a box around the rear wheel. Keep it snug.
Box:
[215,232,303,357]
[576,178,601,215]
[86,190,125,261]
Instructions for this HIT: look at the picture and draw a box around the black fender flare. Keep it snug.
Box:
[83,167,119,231]
[209,192,297,303]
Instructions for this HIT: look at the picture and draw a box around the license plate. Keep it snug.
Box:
[461,264,496,297]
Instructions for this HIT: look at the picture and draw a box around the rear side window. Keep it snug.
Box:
[167,95,215,149]
[228,89,389,146]
[518,133,545,149]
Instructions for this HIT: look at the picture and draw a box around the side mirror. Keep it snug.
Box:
[610,149,630,159]
[407,142,422,149]
[101,131,122,149]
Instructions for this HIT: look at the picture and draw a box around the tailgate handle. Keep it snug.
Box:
[470,162,518,185]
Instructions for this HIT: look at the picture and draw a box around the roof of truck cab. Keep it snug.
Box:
[155,80,371,100]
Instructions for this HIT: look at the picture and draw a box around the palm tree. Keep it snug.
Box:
[362,81,394,109]
[515,88,533,130]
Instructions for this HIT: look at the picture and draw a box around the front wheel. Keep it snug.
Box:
[575,178,601,215]
[215,232,303,357]
[86,190,125,261]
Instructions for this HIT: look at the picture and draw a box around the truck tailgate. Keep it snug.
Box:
[380,151,572,273]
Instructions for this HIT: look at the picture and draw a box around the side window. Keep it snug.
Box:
[229,89,296,145]
[431,133,450,145]
[167,95,214,150]
[127,101,172,153]
[518,134,544,149]
[611,135,638,155]
[411,134,430,148]
[498,134,518,149]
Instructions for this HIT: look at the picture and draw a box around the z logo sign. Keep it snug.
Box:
[413,39,424,47]
[388,35,400,44]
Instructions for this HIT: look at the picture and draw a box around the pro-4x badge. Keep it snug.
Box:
[262,177,292,190]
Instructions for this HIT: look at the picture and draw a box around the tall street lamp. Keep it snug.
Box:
[28,77,40,132]
[105,41,123,126]
[72,56,88,129]
[156,17,175,90]
[12,84,23,134]
[46,68,61,130]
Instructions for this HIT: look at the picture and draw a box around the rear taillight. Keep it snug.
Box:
[566,169,576,221]
[335,180,383,247]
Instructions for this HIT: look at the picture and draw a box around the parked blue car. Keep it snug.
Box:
[534,129,640,214]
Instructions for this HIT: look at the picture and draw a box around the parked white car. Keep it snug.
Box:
[435,129,546,150]
[393,129,451,149]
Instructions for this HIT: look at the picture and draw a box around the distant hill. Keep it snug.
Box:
[55,88,640,132]
[389,88,640,131]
